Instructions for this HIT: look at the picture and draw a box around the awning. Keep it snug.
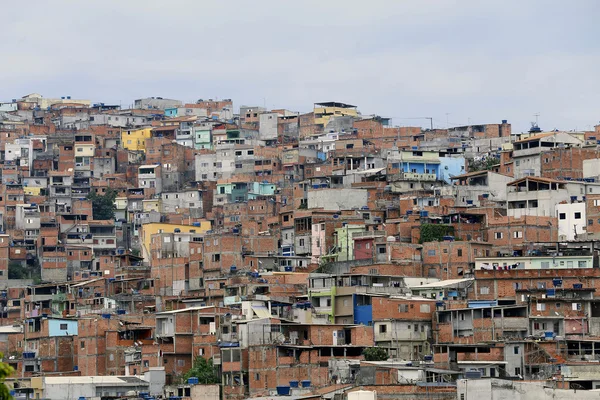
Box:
[252,306,271,319]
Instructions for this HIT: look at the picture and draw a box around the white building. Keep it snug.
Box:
[556,202,587,241]
[506,176,598,218]
[512,131,583,179]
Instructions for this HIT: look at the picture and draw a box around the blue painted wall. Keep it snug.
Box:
[439,157,466,184]
[164,108,178,118]
[353,294,372,325]
[48,319,78,337]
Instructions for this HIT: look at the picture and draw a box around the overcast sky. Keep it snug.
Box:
[1,1,598,132]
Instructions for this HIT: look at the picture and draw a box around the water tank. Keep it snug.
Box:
[276,386,291,396]
[386,236,396,242]
[289,380,299,388]
[188,377,199,385]
[301,380,311,388]
[464,370,482,379]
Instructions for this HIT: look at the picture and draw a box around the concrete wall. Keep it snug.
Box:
[457,378,600,400]
[259,112,278,140]
[307,188,368,210]
[555,202,586,241]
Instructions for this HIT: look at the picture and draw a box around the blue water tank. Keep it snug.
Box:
[573,283,583,289]
[276,386,291,396]
[552,279,562,287]
[420,211,429,217]
[193,222,201,227]
[284,266,293,272]
[289,380,299,388]
[301,380,311,387]
[188,377,199,385]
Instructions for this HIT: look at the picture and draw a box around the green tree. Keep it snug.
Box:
[420,224,455,243]
[363,347,388,361]
[0,353,14,399]
[469,155,500,172]
[8,260,41,281]
[87,188,118,220]
[182,357,219,384]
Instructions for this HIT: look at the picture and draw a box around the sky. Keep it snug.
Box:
[1,0,598,132]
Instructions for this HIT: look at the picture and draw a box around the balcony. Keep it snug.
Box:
[52,292,68,302]
[352,231,386,239]
[393,172,438,181]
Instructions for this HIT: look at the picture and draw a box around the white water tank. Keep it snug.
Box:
[386,236,396,242]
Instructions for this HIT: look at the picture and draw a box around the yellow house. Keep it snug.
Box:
[121,127,152,152]
[74,143,95,157]
[313,101,358,127]
[143,198,161,213]
[140,221,212,261]
[23,186,42,195]
[115,197,128,210]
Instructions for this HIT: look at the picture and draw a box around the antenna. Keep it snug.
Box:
[534,113,540,125]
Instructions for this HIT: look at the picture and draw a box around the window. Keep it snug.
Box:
[414,324,418,332]
[60,323,68,330]
[513,231,523,239]
[589,219,594,226]
[578,260,587,268]
[81,340,85,349]
[457,249,462,256]
[541,261,550,269]
[536,303,546,311]
[399,304,409,313]
[559,213,566,220]
[379,325,387,333]
[255,373,260,381]
[143,360,149,367]
[574,212,582,219]
[420,304,430,313]
[495,232,503,239]
[427,250,436,256]
[480,286,490,295]
[513,346,519,355]
[212,254,221,262]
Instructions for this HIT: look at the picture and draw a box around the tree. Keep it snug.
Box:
[363,347,388,361]
[0,353,14,399]
[87,188,118,220]
[420,224,455,243]
[182,357,219,384]
[469,155,500,172]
